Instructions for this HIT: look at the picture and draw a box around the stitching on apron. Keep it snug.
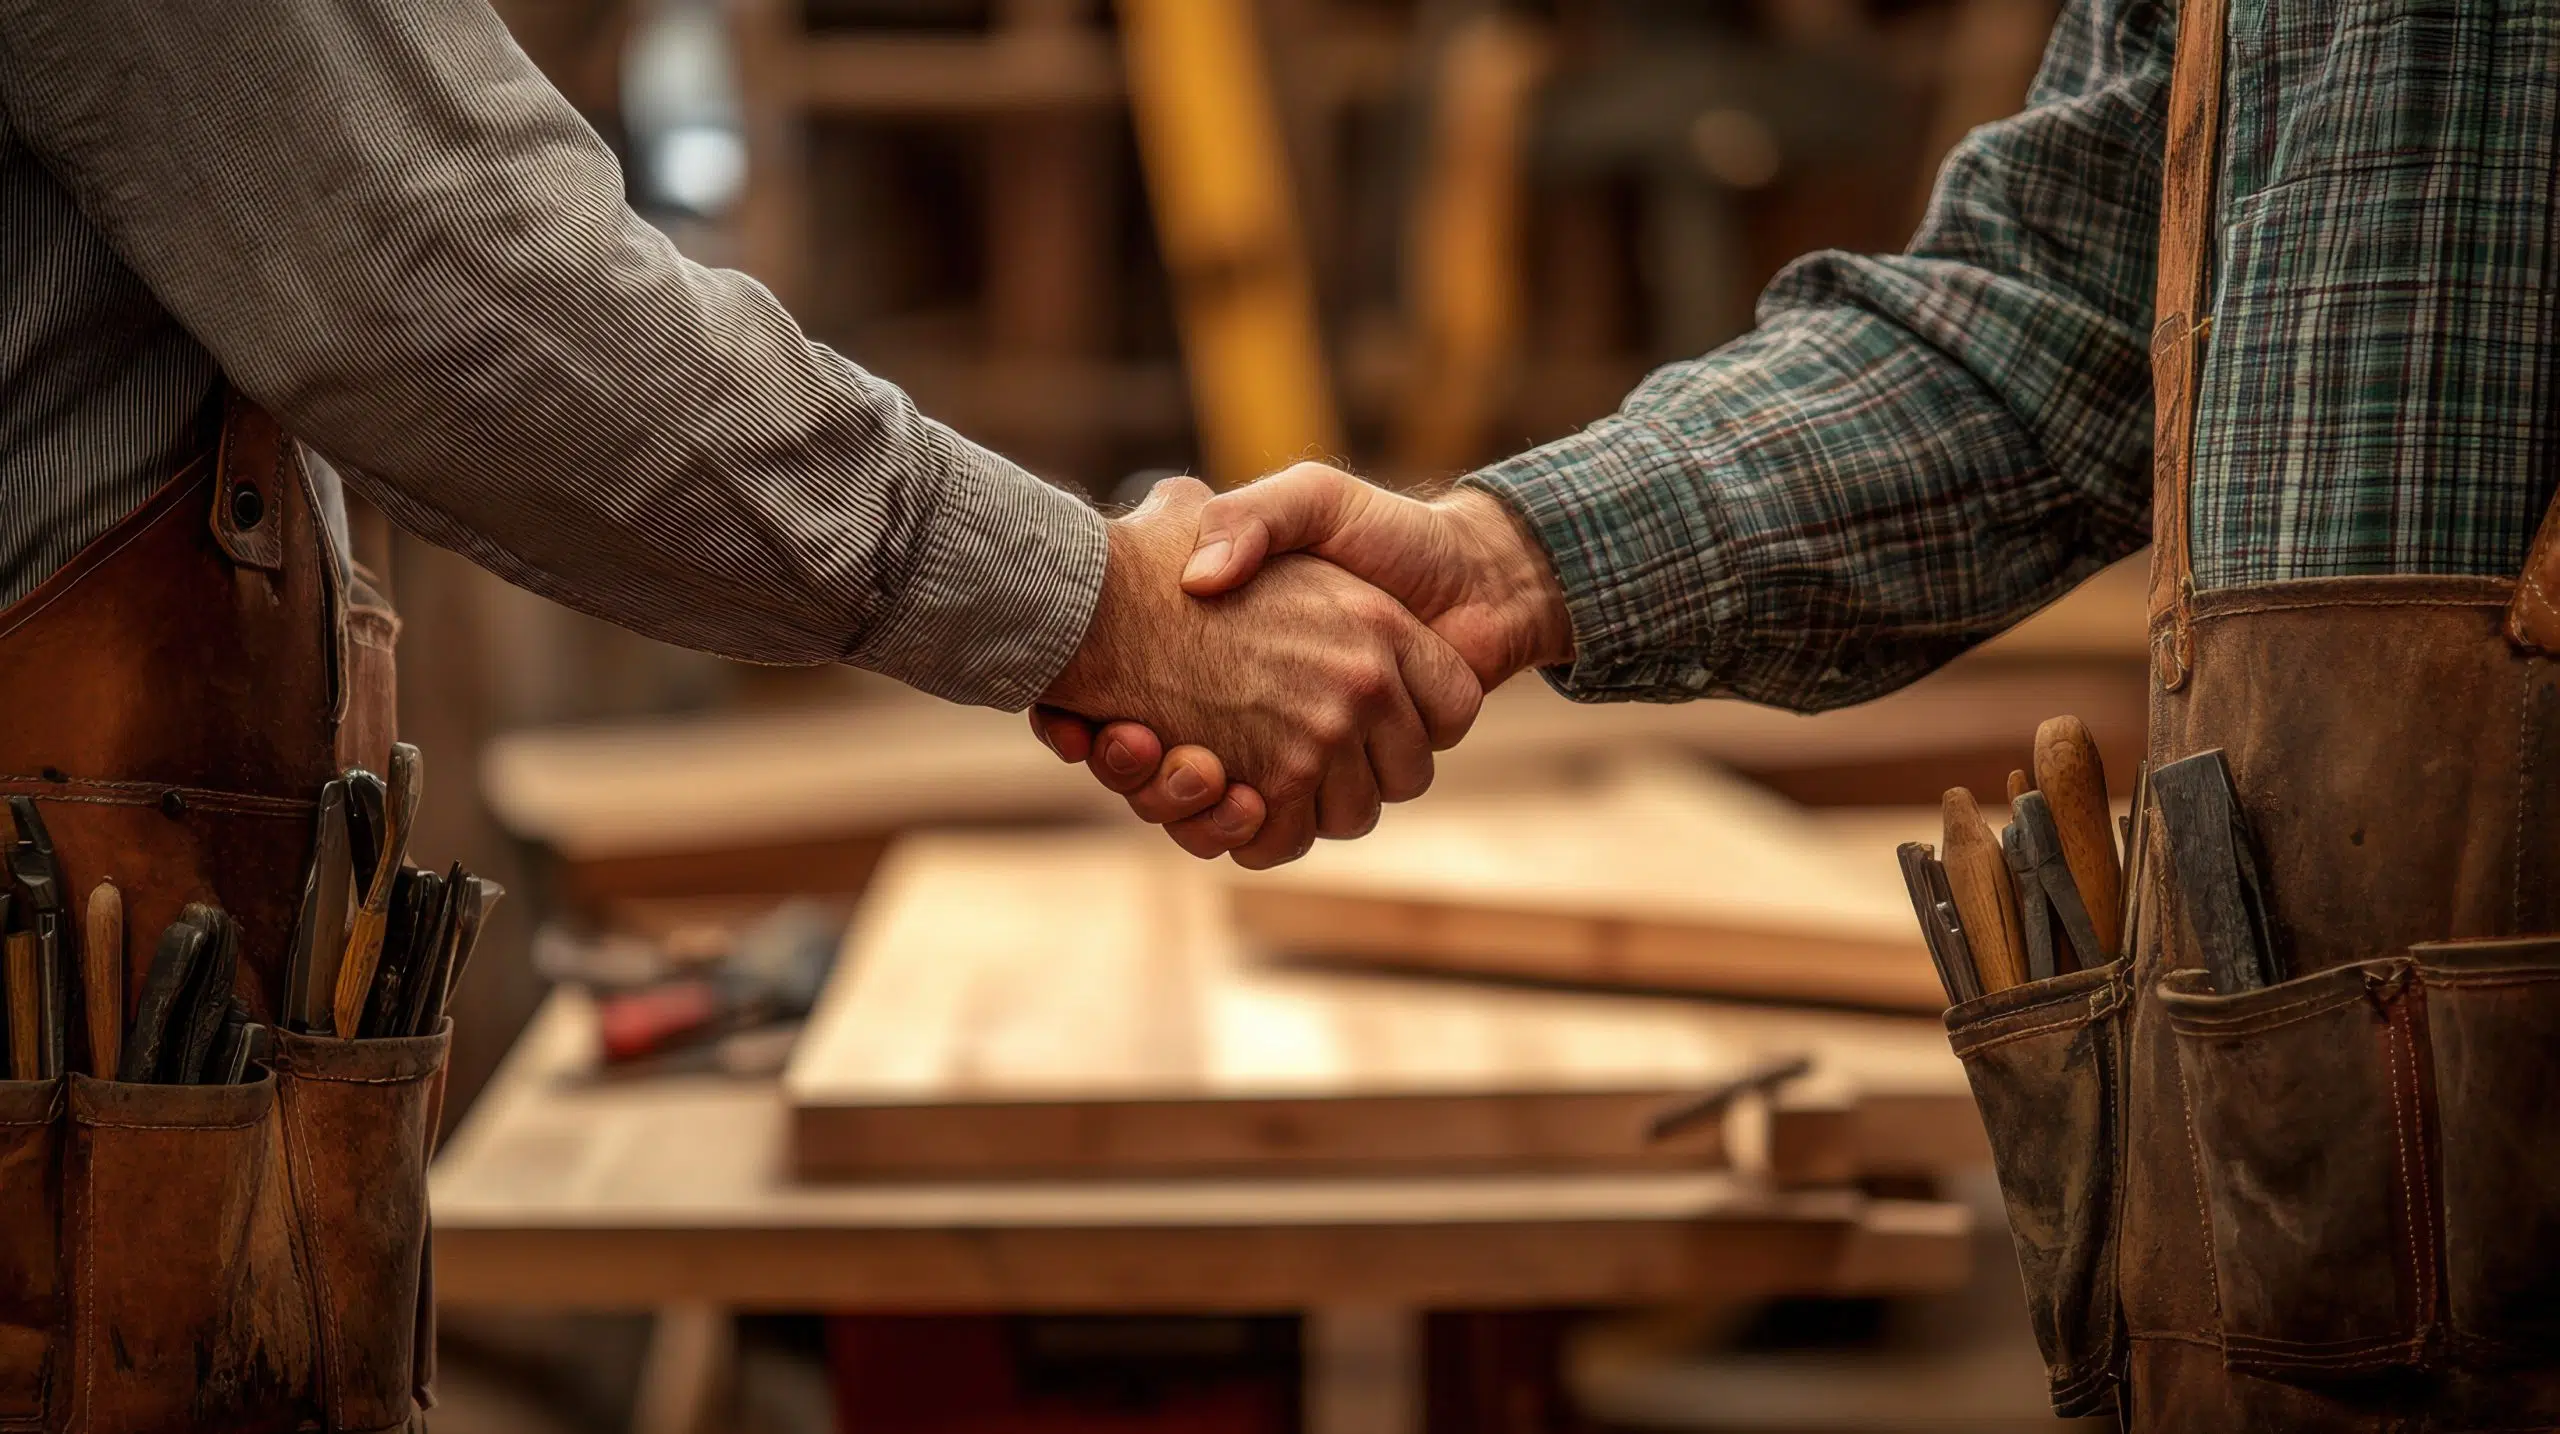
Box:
[0,778,312,819]
[2168,1035,2223,1325]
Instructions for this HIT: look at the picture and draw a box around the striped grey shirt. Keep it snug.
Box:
[0,0,1106,710]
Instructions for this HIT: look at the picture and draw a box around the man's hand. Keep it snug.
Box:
[1036,464,1572,860]
[1177,463,1574,684]
[1038,477,1484,868]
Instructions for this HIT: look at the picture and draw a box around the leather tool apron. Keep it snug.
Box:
[2127,0,2560,1423]
[0,396,446,1433]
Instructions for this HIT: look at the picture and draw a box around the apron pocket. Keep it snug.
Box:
[0,1079,61,1429]
[1945,959,2129,1416]
[63,1073,316,1433]
[2409,936,2560,1366]
[2160,961,2438,1381]
[272,1023,447,1434]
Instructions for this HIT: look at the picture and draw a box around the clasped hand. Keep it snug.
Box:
[1034,465,1572,867]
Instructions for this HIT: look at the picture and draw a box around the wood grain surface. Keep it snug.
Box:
[432,992,1974,1312]
[1225,761,1950,1012]
[782,827,1967,1178]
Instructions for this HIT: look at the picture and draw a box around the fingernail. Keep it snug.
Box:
[1166,767,1208,803]
[1215,801,1253,837]
[1182,539,1232,585]
[1103,736,1144,776]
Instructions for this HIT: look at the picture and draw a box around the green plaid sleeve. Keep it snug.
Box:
[1468,0,2170,711]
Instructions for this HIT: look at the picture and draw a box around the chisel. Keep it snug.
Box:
[2151,750,2280,995]
[1942,787,2028,992]
[283,780,352,1035]
[84,881,122,1078]
[335,742,421,1038]
[2033,716,2124,955]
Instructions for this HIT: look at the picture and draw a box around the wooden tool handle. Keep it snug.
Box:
[2034,715,2124,954]
[5,932,39,1081]
[2006,769,2032,803]
[334,742,423,1038]
[84,881,122,1078]
[1942,788,2028,993]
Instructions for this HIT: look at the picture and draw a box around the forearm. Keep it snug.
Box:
[1469,0,2169,712]
[0,0,1104,707]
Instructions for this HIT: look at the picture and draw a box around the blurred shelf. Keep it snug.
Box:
[796,31,1122,114]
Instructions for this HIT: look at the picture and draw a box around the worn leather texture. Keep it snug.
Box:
[0,399,433,1432]
[1945,959,2129,1415]
[272,1026,447,1434]
[2114,582,2560,1430]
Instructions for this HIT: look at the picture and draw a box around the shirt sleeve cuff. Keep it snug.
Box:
[1462,417,1748,704]
[843,425,1109,710]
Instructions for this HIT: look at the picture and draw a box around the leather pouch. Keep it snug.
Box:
[2160,960,2439,1381]
[1944,958,2130,1416]
[62,1073,317,1433]
[2409,936,2560,1367]
[272,1024,447,1434]
[0,1079,60,1430]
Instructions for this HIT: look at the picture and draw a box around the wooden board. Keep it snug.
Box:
[432,992,1973,1312]
[1228,761,1952,1012]
[781,829,1968,1179]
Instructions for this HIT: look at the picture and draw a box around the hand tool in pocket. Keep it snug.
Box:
[359,866,437,1039]
[2033,715,2124,953]
[2150,749,2281,995]
[7,797,72,1079]
[335,741,421,1037]
[424,876,502,1033]
[283,778,353,1034]
[1897,843,1984,1005]
[2010,792,2107,977]
[122,910,211,1081]
[84,879,122,1076]
[205,999,268,1084]
[1941,786,2028,992]
[393,862,468,1038]
[2001,819,2057,983]
[169,905,241,1084]
[345,766,387,888]
[4,918,35,1082]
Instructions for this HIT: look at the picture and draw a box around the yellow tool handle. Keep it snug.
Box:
[1942,787,2028,993]
[2034,715,2125,954]
[83,881,122,1078]
[5,931,39,1081]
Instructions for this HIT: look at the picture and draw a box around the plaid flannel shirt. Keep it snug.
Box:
[1469,0,2560,711]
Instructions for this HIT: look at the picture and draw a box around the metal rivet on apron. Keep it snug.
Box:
[230,483,266,530]
[160,788,188,819]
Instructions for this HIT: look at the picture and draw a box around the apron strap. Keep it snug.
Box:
[2145,0,2229,692]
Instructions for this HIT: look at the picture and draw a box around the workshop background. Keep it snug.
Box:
[405,1,2139,1431]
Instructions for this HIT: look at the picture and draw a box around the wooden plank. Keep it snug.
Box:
[431,994,1973,1312]
[1229,762,1950,1012]
[781,829,1970,1177]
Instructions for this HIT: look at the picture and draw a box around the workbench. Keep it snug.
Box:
[433,989,1976,1432]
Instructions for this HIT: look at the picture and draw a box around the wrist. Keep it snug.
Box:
[1439,487,1574,671]
[1042,521,1144,715]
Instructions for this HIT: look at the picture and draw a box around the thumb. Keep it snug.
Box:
[1180,463,1365,597]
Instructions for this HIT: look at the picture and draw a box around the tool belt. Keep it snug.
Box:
[1922,0,2560,1426]
[0,398,451,1434]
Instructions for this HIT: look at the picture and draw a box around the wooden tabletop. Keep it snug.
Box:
[780,830,1984,1180]
[431,992,1973,1312]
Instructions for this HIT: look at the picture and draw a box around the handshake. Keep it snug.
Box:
[1032,463,1574,868]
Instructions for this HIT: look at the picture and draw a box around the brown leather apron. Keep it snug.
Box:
[1951,1,2560,1424]
[0,397,446,1433]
